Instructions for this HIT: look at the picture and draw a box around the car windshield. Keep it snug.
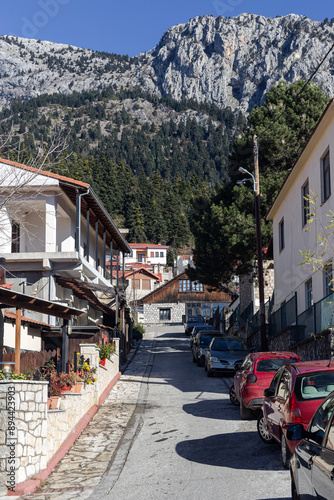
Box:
[211,339,245,351]
[188,316,205,323]
[256,358,297,372]
[200,334,220,346]
[294,371,334,401]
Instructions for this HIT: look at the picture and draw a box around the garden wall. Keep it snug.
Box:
[0,340,120,496]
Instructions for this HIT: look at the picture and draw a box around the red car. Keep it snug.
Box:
[231,351,301,419]
[258,360,334,469]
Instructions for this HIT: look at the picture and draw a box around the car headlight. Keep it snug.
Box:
[211,357,220,363]
[200,348,206,355]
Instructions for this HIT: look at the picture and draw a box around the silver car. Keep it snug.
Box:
[205,337,248,377]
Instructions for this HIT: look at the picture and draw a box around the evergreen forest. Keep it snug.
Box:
[0,86,246,249]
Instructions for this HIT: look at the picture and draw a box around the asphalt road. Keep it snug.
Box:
[100,326,291,500]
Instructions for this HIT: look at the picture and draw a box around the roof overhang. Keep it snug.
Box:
[267,98,334,221]
[0,287,84,319]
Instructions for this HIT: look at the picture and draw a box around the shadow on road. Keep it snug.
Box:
[175,431,283,470]
[183,399,241,420]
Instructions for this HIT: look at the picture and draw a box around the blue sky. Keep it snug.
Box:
[1,0,333,56]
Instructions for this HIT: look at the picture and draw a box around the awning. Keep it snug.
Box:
[55,275,117,314]
[0,287,84,319]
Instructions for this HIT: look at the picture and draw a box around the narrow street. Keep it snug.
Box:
[94,326,291,500]
[16,325,291,500]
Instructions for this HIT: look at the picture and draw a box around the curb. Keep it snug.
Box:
[7,372,122,497]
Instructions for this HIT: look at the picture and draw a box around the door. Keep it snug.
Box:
[267,369,291,442]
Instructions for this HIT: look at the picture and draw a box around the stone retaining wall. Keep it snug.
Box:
[0,342,119,496]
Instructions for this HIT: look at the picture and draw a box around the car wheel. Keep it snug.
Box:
[257,414,275,444]
[281,433,292,469]
[229,385,239,406]
[192,355,197,363]
[196,357,202,367]
[240,397,253,420]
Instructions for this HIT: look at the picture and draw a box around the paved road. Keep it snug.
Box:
[96,326,291,500]
[17,325,291,500]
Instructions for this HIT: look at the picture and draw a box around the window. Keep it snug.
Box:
[150,252,154,257]
[277,370,290,400]
[279,218,285,252]
[322,150,331,203]
[324,261,333,297]
[310,398,334,446]
[159,308,171,321]
[179,279,204,292]
[155,252,159,257]
[11,222,20,253]
[305,278,313,310]
[302,180,309,226]
[160,252,164,258]
[142,279,151,290]
[138,254,145,262]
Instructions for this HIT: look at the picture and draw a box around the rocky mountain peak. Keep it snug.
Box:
[0,13,334,112]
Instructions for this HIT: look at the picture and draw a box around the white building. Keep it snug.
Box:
[267,98,334,336]
[125,243,168,266]
[0,157,131,350]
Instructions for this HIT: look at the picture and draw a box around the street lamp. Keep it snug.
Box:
[237,136,267,350]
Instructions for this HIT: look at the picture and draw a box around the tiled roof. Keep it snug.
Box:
[0,283,14,290]
[4,310,51,327]
[0,157,89,188]
[129,243,168,249]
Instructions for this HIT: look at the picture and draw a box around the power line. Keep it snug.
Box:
[258,40,334,140]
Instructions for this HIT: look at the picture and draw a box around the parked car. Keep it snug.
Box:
[258,360,334,468]
[192,330,223,366]
[205,336,248,377]
[231,351,301,420]
[288,392,334,499]
[184,315,206,336]
[189,324,214,347]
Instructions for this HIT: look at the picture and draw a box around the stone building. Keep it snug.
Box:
[139,271,233,325]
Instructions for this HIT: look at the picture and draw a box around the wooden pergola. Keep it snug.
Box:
[0,287,84,373]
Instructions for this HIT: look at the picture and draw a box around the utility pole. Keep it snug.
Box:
[253,135,267,351]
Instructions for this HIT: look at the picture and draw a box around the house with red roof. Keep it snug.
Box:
[0,157,131,355]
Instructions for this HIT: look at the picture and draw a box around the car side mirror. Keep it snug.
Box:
[263,388,274,397]
[286,424,305,441]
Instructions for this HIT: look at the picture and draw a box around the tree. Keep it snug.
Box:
[189,81,329,288]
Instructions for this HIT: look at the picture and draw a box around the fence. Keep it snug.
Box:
[2,349,57,373]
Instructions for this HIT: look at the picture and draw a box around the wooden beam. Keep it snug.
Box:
[15,308,21,374]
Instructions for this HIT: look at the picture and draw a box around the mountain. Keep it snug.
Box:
[1,13,334,113]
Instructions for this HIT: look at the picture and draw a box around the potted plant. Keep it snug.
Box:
[99,343,115,365]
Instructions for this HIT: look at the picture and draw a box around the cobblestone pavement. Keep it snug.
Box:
[16,329,156,500]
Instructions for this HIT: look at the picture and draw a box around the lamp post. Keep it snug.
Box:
[238,136,267,350]
[0,361,16,380]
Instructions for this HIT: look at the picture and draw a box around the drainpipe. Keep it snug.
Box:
[76,187,90,254]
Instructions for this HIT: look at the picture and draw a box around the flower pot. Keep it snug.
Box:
[49,396,60,410]
[71,382,83,393]
[47,398,51,410]
[100,358,106,366]
[60,384,72,392]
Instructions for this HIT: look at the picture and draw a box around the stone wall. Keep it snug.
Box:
[0,343,119,495]
[247,326,333,361]
[0,381,48,494]
[143,302,185,325]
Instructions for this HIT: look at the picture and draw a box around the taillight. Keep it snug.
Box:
[247,374,257,384]
[290,393,302,424]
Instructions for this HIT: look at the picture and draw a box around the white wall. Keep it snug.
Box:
[272,116,334,315]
